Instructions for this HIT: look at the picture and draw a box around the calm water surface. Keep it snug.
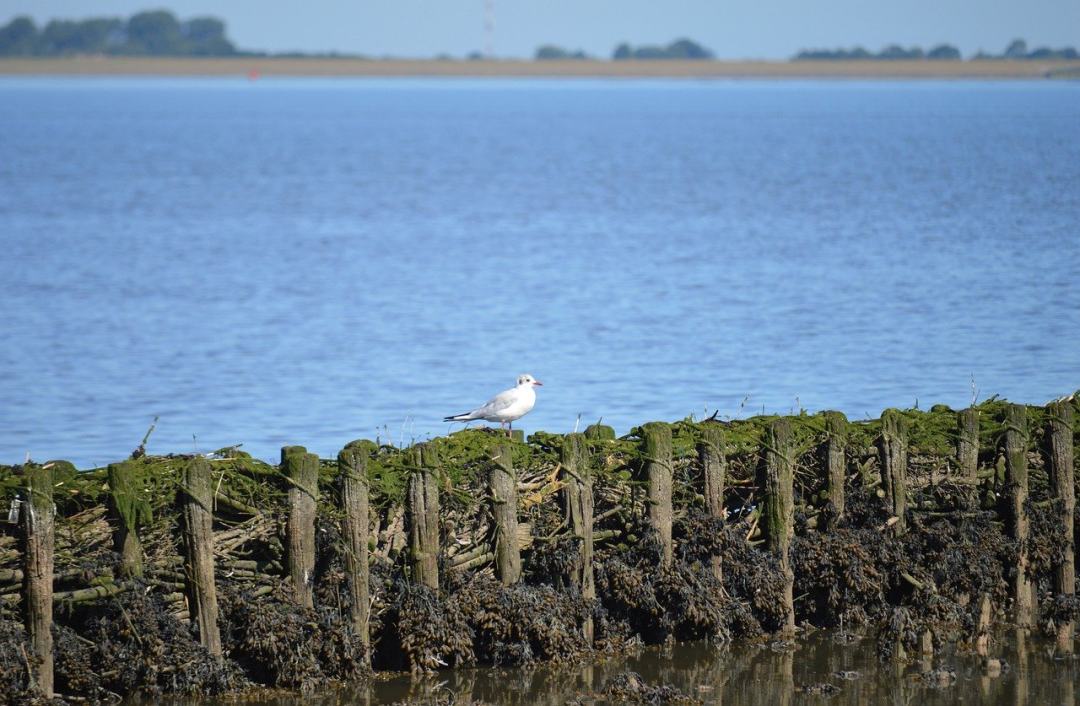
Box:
[1,79,1078,467]
[153,631,1077,705]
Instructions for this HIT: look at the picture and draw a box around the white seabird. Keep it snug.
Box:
[443,374,543,435]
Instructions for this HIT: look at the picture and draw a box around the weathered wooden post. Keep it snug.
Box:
[764,419,796,635]
[107,460,149,578]
[338,441,373,656]
[21,462,54,698]
[823,411,847,529]
[489,442,521,585]
[878,410,908,533]
[919,629,934,673]
[180,456,221,656]
[584,424,616,441]
[697,424,725,581]
[1004,404,1032,628]
[641,422,674,568]
[282,445,319,609]
[561,432,594,641]
[407,442,441,590]
[1047,400,1075,653]
[975,594,992,657]
[957,408,980,484]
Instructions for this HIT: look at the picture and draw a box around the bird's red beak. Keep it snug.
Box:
[533,380,543,386]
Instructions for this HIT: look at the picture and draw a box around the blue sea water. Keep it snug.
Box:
[1,78,1077,468]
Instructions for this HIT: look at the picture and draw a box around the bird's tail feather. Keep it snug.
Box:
[444,412,475,422]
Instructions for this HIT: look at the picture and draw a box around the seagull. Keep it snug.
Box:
[443,374,543,435]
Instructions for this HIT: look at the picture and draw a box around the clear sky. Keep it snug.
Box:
[3,0,1078,59]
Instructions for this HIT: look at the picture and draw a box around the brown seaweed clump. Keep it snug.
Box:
[594,515,784,646]
[0,619,39,705]
[791,528,899,629]
[57,585,244,698]
[603,670,701,705]
[449,574,591,666]
[381,574,592,672]
[712,522,788,634]
[382,582,475,672]
[218,583,368,692]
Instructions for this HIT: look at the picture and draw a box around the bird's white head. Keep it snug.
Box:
[517,374,542,387]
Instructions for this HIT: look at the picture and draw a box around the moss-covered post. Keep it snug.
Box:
[878,410,908,533]
[20,463,54,698]
[407,442,441,590]
[957,408,980,485]
[764,419,796,636]
[697,424,725,581]
[824,411,848,529]
[584,423,616,441]
[641,422,674,568]
[282,445,319,609]
[561,432,594,641]
[1047,401,1075,653]
[489,442,522,585]
[1003,404,1032,628]
[107,460,150,578]
[338,441,373,657]
[180,456,221,657]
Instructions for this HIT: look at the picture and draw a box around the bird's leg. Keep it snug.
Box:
[508,421,513,438]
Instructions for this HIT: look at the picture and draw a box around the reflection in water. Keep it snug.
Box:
[155,631,1078,705]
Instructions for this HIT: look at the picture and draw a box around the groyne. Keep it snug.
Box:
[1,395,1077,702]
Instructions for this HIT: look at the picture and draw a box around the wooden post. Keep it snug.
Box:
[764,419,796,636]
[823,411,847,529]
[282,445,319,609]
[489,442,521,585]
[975,594,992,657]
[641,422,674,568]
[878,410,908,533]
[107,460,149,578]
[407,442,440,590]
[1004,404,1032,628]
[919,629,934,673]
[180,456,221,656]
[560,432,594,641]
[957,408,980,484]
[697,424,725,581]
[584,424,616,441]
[1047,401,1075,653]
[339,441,373,657]
[21,463,54,698]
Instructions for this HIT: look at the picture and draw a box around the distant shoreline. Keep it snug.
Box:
[2,57,1079,79]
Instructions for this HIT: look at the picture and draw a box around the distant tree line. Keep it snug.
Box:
[0,11,236,56]
[973,39,1078,60]
[535,44,588,60]
[535,38,715,61]
[795,44,960,61]
[613,38,713,60]
[795,39,1077,61]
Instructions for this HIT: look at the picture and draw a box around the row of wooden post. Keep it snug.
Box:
[15,403,1076,695]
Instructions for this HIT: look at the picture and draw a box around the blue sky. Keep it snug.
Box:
[3,0,1078,59]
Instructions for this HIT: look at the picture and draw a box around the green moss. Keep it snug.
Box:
[4,393,1073,531]
[584,424,616,441]
[107,460,153,530]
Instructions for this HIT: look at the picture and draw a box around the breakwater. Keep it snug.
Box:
[1,396,1077,703]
